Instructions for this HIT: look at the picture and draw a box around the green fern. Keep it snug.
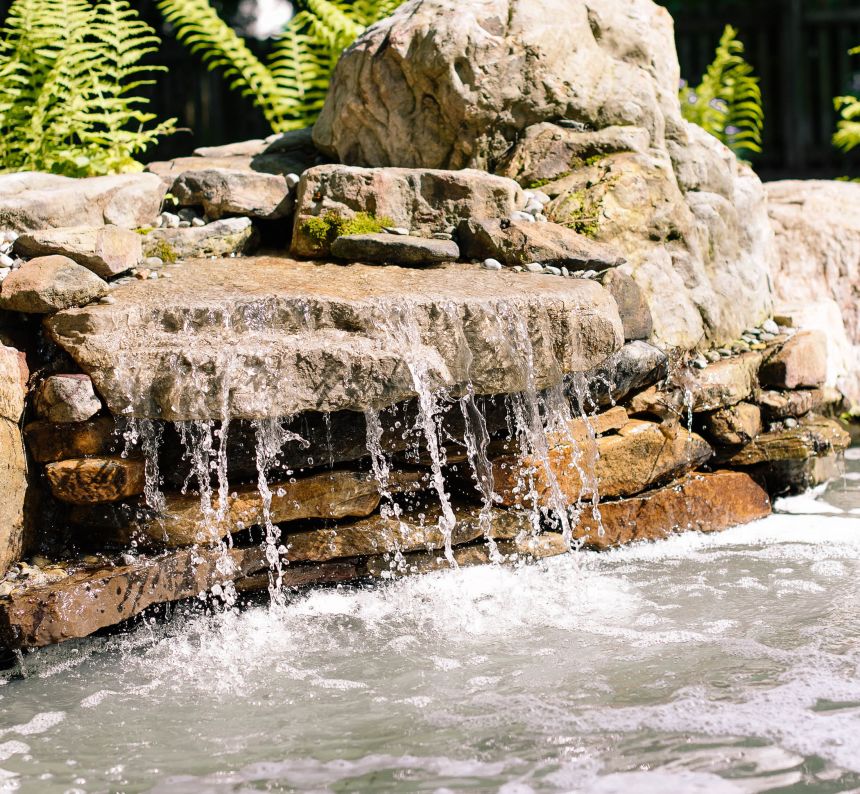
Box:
[834,46,860,153]
[680,25,763,156]
[158,0,402,133]
[0,0,176,177]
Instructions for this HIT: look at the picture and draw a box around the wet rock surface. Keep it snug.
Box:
[45,257,624,420]
[0,344,28,577]
[34,375,102,423]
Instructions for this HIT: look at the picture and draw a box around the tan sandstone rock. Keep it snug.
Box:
[45,258,623,420]
[45,457,146,505]
[758,388,825,421]
[759,330,828,390]
[14,226,142,278]
[291,166,523,257]
[24,417,119,463]
[767,180,860,404]
[492,417,712,508]
[0,255,108,313]
[0,172,166,232]
[456,218,624,269]
[703,402,762,446]
[573,470,771,549]
[142,218,259,260]
[720,415,850,467]
[0,344,28,576]
[171,168,294,220]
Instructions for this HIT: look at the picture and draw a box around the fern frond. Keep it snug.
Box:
[680,25,763,157]
[833,46,860,154]
[157,0,286,130]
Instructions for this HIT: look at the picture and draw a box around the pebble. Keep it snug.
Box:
[191,217,206,228]
[741,334,757,344]
[745,328,763,337]
[285,173,301,188]
[0,267,10,283]
[143,257,164,269]
[383,226,410,236]
[178,221,191,228]
[760,332,776,342]
[535,214,548,223]
[432,232,453,240]
[510,211,535,223]
[705,351,721,363]
[580,270,598,279]
[0,581,16,597]
[561,266,570,278]
[544,265,562,276]
[524,262,544,273]
[160,212,180,229]
[532,191,551,205]
[733,341,751,353]
[148,272,159,280]
[750,342,766,351]
[784,417,799,429]
[718,348,733,358]
[762,319,779,335]
[524,200,543,215]
[0,253,14,268]
[482,258,502,271]
[691,354,708,369]
[512,266,523,272]
[0,230,18,243]
[99,295,116,305]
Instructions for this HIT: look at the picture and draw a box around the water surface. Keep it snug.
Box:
[3,457,860,793]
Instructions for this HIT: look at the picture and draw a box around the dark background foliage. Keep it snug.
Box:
[1,0,858,178]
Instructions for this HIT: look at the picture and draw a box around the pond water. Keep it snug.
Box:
[3,455,860,793]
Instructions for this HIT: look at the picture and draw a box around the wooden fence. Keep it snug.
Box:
[1,0,858,178]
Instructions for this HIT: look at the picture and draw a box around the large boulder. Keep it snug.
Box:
[45,257,624,420]
[14,226,142,278]
[0,255,108,313]
[0,344,28,577]
[0,172,166,231]
[313,0,776,350]
[767,180,860,405]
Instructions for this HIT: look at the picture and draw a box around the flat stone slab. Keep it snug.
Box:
[331,233,459,264]
[45,257,624,420]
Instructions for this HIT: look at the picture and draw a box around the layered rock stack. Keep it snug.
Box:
[0,0,853,652]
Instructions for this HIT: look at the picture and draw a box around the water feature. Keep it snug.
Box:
[2,453,859,792]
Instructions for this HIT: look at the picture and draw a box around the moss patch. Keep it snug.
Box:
[302,211,395,247]
[147,239,178,264]
[552,188,602,238]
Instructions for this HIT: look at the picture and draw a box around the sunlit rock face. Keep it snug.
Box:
[45,257,624,421]
[314,0,776,350]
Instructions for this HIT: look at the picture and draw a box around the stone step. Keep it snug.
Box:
[45,257,624,421]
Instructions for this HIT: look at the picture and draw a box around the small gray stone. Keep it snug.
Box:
[512,266,523,272]
[760,332,776,342]
[285,173,301,188]
[524,200,543,215]
[0,253,13,268]
[524,262,544,273]
[331,233,460,265]
[161,212,181,229]
[561,266,570,277]
[544,265,562,276]
[177,208,198,222]
[383,227,410,236]
[0,267,10,282]
[534,214,548,223]
[143,257,164,269]
[482,259,502,271]
[178,221,191,228]
[431,232,453,240]
[705,351,721,362]
[532,191,551,205]
[581,270,598,279]
[762,319,779,335]
[191,217,206,228]
[691,354,708,369]
[784,417,798,429]
[718,348,733,358]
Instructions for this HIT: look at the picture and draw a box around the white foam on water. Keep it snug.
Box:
[0,713,64,737]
